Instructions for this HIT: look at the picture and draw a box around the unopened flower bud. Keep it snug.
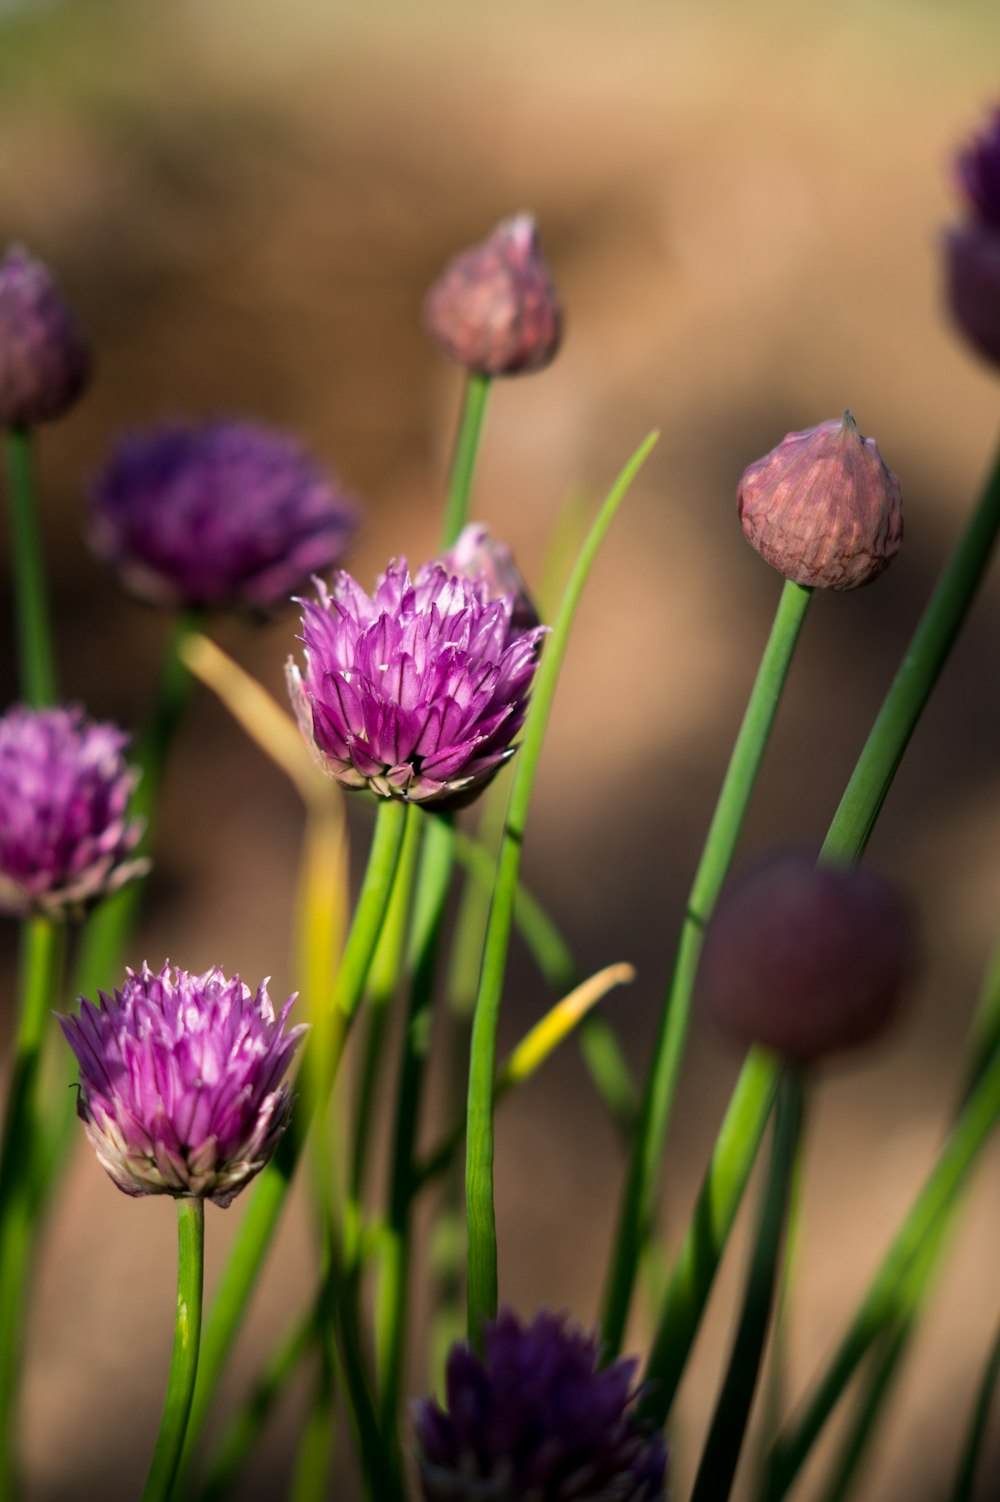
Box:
[423,214,562,377]
[0,245,90,427]
[697,851,916,1063]
[737,411,903,591]
[944,105,1000,368]
[439,522,540,630]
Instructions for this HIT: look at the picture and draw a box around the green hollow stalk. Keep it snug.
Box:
[141,1199,205,1502]
[5,426,57,705]
[441,373,491,548]
[178,797,408,1485]
[465,431,658,1343]
[601,578,813,1357]
[690,1072,804,1502]
[642,433,1000,1426]
[948,1308,1000,1502]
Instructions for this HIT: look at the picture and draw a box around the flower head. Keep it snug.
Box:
[0,244,91,427]
[945,105,1000,367]
[287,548,546,809]
[60,963,307,1207]
[0,704,146,919]
[88,418,360,613]
[413,1308,668,1502]
[697,850,916,1063]
[737,411,902,591]
[441,523,541,632]
[423,215,563,377]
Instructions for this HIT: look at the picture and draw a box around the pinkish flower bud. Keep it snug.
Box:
[423,215,562,377]
[439,522,540,631]
[697,851,916,1064]
[0,245,90,427]
[737,411,903,591]
[944,105,1000,368]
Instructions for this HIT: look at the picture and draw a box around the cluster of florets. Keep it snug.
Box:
[413,1309,668,1501]
[0,704,146,919]
[60,963,307,1207]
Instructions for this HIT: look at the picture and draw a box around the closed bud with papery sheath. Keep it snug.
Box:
[944,104,1000,368]
[737,411,902,590]
[413,1308,668,1501]
[698,850,916,1063]
[0,245,90,426]
[423,215,563,376]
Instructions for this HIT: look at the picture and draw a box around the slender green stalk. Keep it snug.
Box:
[602,579,813,1356]
[816,1319,914,1502]
[441,373,491,548]
[142,1198,204,1502]
[949,1309,1000,1502]
[5,426,56,705]
[465,431,658,1342]
[179,798,408,1483]
[378,814,455,1425]
[690,1072,803,1502]
[0,916,64,1502]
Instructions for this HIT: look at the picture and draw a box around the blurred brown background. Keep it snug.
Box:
[2,0,1000,1497]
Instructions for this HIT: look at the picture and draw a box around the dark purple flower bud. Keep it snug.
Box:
[413,1308,668,1502]
[0,704,147,920]
[60,962,307,1207]
[0,244,90,427]
[697,851,916,1063]
[287,548,547,809]
[87,418,360,614]
[737,411,903,591]
[439,522,541,631]
[423,215,563,377]
[945,105,1000,367]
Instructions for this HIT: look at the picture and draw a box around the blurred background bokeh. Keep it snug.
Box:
[3,0,1000,1496]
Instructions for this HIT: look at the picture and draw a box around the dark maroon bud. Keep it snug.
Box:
[0,245,90,427]
[697,851,916,1063]
[944,106,1000,368]
[423,214,562,377]
[737,411,903,591]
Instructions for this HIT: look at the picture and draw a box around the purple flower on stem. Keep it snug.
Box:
[60,963,307,1207]
[87,418,360,613]
[0,704,146,919]
[413,1308,668,1501]
[945,104,1000,367]
[0,244,91,427]
[441,522,541,632]
[287,549,546,809]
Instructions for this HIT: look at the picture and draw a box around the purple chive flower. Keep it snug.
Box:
[287,548,547,809]
[413,1309,668,1502]
[0,244,91,427]
[87,418,360,613]
[0,704,147,919]
[423,215,563,377]
[945,105,1000,367]
[60,963,307,1207]
[441,522,541,632]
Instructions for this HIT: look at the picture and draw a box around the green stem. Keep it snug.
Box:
[690,1072,804,1502]
[179,797,408,1484]
[949,1308,1000,1502]
[465,431,658,1344]
[441,373,491,548]
[5,426,56,705]
[816,1319,914,1502]
[141,1198,204,1502]
[601,579,812,1356]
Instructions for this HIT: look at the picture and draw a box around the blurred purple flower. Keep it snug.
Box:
[60,962,307,1207]
[945,104,1000,367]
[413,1308,668,1502]
[0,704,146,919]
[0,244,91,427]
[287,549,546,808]
[87,418,360,613]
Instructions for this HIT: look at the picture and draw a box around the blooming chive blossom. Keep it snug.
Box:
[0,244,91,427]
[413,1308,668,1502]
[0,704,147,919]
[287,551,547,808]
[87,418,360,613]
[60,963,307,1207]
[945,104,1000,367]
[440,522,541,632]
